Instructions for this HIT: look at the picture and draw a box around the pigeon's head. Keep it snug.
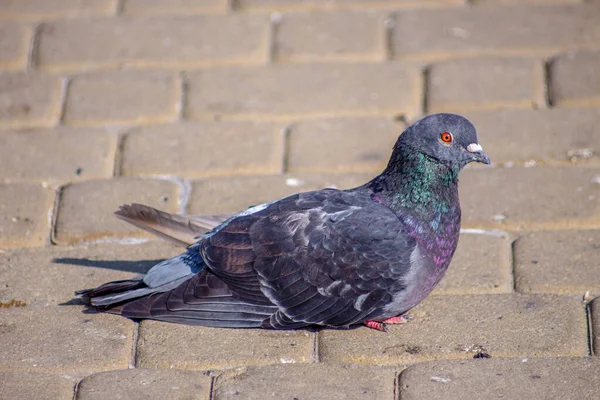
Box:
[398,113,490,168]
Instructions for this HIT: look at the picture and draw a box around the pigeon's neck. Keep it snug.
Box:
[366,151,461,229]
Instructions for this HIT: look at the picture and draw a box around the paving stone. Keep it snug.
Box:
[123,0,229,15]
[63,71,179,126]
[287,117,402,173]
[0,241,179,306]
[428,58,537,112]
[0,72,63,129]
[0,127,117,182]
[0,305,134,374]
[0,183,55,248]
[514,230,600,297]
[120,121,284,178]
[53,178,179,245]
[185,63,420,120]
[77,368,211,400]
[0,22,31,70]
[274,11,385,62]
[434,232,513,295]
[37,15,268,72]
[237,0,462,12]
[0,372,75,400]
[213,364,397,400]
[0,0,115,20]
[592,297,600,356]
[464,108,600,165]
[398,357,600,400]
[137,321,312,370]
[318,294,587,364]
[187,173,373,215]
[459,167,600,230]
[550,50,600,107]
[391,4,600,60]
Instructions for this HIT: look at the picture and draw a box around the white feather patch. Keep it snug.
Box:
[467,143,483,153]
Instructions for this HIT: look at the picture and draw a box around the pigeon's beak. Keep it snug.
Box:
[466,143,490,165]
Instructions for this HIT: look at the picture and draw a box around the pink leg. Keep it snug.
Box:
[364,315,411,332]
[381,315,409,324]
[364,320,387,332]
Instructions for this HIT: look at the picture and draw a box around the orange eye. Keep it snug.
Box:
[440,131,453,143]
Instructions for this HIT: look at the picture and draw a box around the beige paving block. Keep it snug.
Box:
[391,4,600,60]
[428,58,537,112]
[0,242,179,306]
[274,11,385,62]
[0,305,134,374]
[0,183,54,248]
[459,167,600,230]
[514,230,600,297]
[53,178,179,244]
[120,121,284,178]
[187,173,373,215]
[237,0,463,12]
[185,63,420,120]
[37,15,268,72]
[0,0,115,20]
[0,22,31,70]
[592,298,600,356]
[213,364,397,400]
[0,73,63,129]
[550,51,600,107]
[434,232,513,295]
[398,357,600,400]
[464,108,600,165]
[318,294,587,364]
[0,127,117,182]
[77,368,212,400]
[0,372,75,400]
[137,321,312,370]
[123,0,228,15]
[287,117,402,173]
[63,72,179,126]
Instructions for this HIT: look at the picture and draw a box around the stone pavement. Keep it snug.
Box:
[1,0,599,398]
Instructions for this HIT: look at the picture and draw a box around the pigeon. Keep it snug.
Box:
[76,113,489,331]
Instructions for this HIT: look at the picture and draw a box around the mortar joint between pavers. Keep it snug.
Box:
[129,321,140,369]
[280,124,292,174]
[114,0,125,15]
[420,66,431,115]
[72,377,83,400]
[49,183,67,245]
[112,131,127,177]
[26,22,41,72]
[57,77,70,127]
[267,11,282,64]
[228,0,239,13]
[175,71,186,121]
[382,13,395,61]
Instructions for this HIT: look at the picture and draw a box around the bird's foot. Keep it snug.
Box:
[381,315,410,324]
[365,320,388,332]
[364,315,412,332]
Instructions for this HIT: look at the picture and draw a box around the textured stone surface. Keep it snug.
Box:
[287,117,402,173]
[514,230,600,296]
[459,167,600,230]
[398,358,600,400]
[391,5,600,60]
[0,305,134,374]
[434,232,512,295]
[0,22,31,70]
[464,108,600,165]
[550,50,600,107]
[274,11,385,62]
[38,15,268,71]
[0,372,75,400]
[188,173,372,215]
[185,63,420,120]
[318,294,587,364]
[0,73,63,129]
[213,364,397,400]
[77,368,212,400]
[123,0,229,15]
[120,121,284,178]
[0,242,179,306]
[0,0,115,20]
[428,58,537,112]
[0,127,117,182]
[53,178,179,244]
[137,321,312,370]
[63,71,179,126]
[0,183,55,248]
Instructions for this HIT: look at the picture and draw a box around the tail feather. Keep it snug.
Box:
[114,203,229,247]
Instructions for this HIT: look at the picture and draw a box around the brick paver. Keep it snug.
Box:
[1,0,599,398]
